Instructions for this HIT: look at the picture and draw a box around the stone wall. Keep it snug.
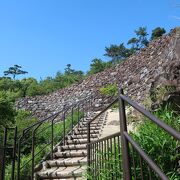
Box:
[16,27,180,119]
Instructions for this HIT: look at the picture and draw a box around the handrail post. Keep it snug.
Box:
[71,107,74,130]
[82,104,84,121]
[17,137,22,180]
[1,127,7,180]
[11,127,17,180]
[77,104,80,127]
[63,112,66,146]
[31,132,35,180]
[87,120,91,180]
[118,88,131,180]
[51,119,54,159]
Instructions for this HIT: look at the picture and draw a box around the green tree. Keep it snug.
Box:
[104,43,131,64]
[128,26,149,51]
[64,64,74,75]
[127,37,139,51]
[87,58,107,75]
[26,81,46,96]
[20,78,37,97]
[0,91,15,127]
[63,64,84,85]
[151,27,166,40]
[4,65,28,79]
[0,77,13,91]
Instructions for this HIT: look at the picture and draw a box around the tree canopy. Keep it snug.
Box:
[127,26,149,51]
[151,27,166,40]
[88,58,107,75]
[4,65,28,79]
[104,43,132,64]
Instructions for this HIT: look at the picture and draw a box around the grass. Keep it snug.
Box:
[85,143,122,180]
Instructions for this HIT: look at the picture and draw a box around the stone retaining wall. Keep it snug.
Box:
[16,27,180,119]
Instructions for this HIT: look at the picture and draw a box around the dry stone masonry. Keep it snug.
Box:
[16,27,180,119]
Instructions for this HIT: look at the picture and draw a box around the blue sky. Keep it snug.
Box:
[0,0,179,79]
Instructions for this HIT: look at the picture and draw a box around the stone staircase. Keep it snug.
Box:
[35,111,108,179]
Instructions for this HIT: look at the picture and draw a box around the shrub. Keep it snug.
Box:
[131,105,180,178]
[15,110,37,136]
[99,84,118,97]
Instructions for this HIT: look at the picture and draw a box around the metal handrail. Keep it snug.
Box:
[16,95,94,180]
[120,94,180,141]
[118,88,180,179]
[87,88,180,180]
[87,98,118,125]
[86,97,118,177]
[22,95,93,136]
[88,129,122,179]
[0,127,17,180]
[0,94,94,180]
[124,132,168,180]
[89,131,121,145]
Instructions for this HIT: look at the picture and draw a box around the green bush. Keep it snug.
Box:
[0,91,15,126]
[0,91,16,146]
[99,84,118,97]
[15,110,38,136]
[130,106,180,179]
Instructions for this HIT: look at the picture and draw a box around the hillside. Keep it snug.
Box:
[16,27,180,119]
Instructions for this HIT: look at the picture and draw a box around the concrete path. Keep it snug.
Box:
[100,109,135,139]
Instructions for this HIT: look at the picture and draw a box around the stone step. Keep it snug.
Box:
[38,178,85,180]
[79,122,104,127]
[73,129,100,135]
[66,138,98,145]
[60,144,87,151]
[66,134,98,140]
[82,119,104,123]
[34,111,107,180]
[36,165,86,179]
[46,157,87,168]
[54,150,87,158]
[76,126,101,131]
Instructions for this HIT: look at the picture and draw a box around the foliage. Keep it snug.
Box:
[0,90,20,147]
[26,81,46,96]
[151,27,166,40]
[5,145,51,180]
[15,110,37,136]
[150,85,176,104]
[0,64,85,98]
[85,143,122,179]
[87,58,108,75]
[99,84,118,96]
[131,105,180,178]
[0,91,15,127]
[4,65,28,79]
[128,26,149,51]
[104,43,132,64]
[4,110,84,179]
[86,105,180,179]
